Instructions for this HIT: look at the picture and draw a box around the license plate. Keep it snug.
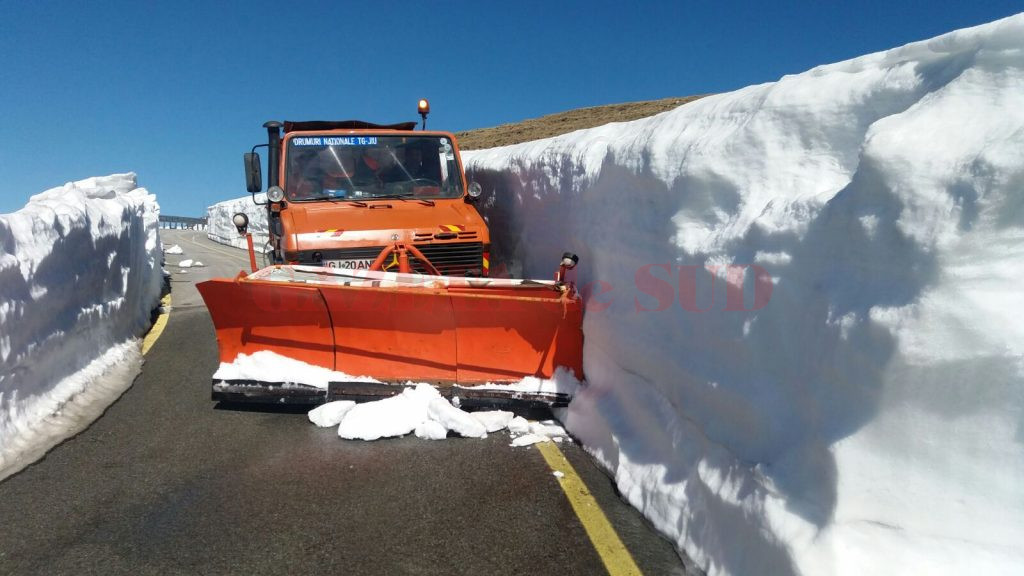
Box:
[324,259,374,270]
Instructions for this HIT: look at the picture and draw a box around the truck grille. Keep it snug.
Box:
[414,242,484,275]
[301,242,483,276]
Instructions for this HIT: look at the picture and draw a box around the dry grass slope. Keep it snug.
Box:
[455,95,707,150]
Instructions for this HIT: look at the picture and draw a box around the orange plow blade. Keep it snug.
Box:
[196,266,584,408]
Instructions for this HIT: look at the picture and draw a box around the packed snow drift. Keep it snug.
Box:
[206,192,269,253]
[461,14,1024,576]
[0,174,162,480]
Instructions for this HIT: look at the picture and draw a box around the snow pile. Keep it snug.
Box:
[315,385,568,444]
[219,351,571,443]
[206,193,269,252]
[473,410,514,432]
[464,15,1024,576]
[509,419,568,447]
[213,350,382,388]
[472,367,582,397]
[0,173,162,480]
[332,384,489,441]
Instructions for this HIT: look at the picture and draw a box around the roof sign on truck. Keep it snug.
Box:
[292,136,379,146]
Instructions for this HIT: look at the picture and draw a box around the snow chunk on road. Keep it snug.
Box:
[511,434,551,447]
[428,397,487,438]
[308,401,356,428]
[530,420,567,437]
[163,244,183,254]
[414,419,449,440]
[508,416,531,435]
[507,419,568,448]
[235,355,580,443]
[177,259,204,268]
[334,384,494,441]
[470,410,515,433]
[301,382,568,443]
[337,384,436,441]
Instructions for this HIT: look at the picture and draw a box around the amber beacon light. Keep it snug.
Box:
[418,99,430,130]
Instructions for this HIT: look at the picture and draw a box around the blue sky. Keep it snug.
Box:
[1,1,1021,216]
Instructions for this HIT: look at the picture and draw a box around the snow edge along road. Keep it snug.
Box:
[141,294,172,356]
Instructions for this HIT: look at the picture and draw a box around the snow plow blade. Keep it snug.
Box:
[196,265,583,408]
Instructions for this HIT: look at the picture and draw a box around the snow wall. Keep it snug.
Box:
[206,193,269,253]
[0,173,163,478]
[465,15,1024,576]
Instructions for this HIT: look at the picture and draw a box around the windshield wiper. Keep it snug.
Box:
[323,196,368,207]
[373,193,435,206]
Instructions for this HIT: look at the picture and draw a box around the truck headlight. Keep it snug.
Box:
[267,185,285,203]
[232,213,249,234]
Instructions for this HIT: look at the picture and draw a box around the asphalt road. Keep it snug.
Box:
[0,229,690,576]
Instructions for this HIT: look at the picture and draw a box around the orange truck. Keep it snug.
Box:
[242,102,489,276]
[197,102,583,410]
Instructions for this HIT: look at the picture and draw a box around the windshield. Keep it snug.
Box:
[284,134,463,201]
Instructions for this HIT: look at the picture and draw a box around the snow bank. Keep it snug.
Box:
[0,173,162,479]
[206,193,269,252]
[464,15,1024,576]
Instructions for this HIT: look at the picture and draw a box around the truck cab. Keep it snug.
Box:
[245,115,490,276]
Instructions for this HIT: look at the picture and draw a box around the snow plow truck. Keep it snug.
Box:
[196,101,584,410]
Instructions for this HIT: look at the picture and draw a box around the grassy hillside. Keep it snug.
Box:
[455,95,706,150]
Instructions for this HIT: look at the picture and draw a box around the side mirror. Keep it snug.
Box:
[244,152,262,193]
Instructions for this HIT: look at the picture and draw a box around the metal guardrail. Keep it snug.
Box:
[159,215,208,230]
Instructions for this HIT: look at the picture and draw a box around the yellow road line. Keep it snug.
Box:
[142,294,171,356]
[536,441,643,576]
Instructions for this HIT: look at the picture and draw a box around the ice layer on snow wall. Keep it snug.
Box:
[464,15,1024,576]
[0,174,163,448]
